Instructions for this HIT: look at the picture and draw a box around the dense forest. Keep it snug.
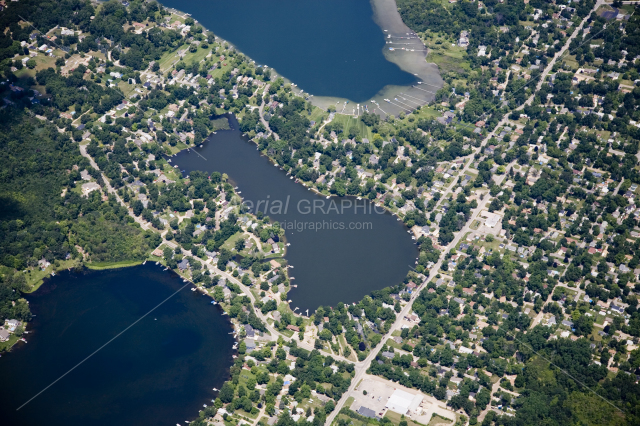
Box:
[0,110,158,323]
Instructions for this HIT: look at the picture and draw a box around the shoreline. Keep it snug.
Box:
[84,260,144,270]
[311,0,444,117]
[162,1,443,118]
[234,123,414,233]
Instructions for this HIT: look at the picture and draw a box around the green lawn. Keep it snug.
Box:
[157,43,187,73]
[0,334,21,353]
[23,258,81,291]
[333,412,375,426]
[180,45,212,67]
[385,410,431,426]
[308,106,328,125]
[86,259,144,270]
[386,338,403,350]
[409,105,441,121]
[427,413,454,426]
[220,231,248,252]
[330,114,374,140]
[424,34,470,74]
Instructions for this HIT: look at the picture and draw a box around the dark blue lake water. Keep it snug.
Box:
[172,115,419,312]
[159,0,417,101]
[0,264,234,426]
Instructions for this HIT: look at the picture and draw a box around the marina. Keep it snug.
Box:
[158,0,442,116]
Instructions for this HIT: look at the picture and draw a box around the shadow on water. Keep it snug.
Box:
[171,114,419,312]
[0,264,234,426]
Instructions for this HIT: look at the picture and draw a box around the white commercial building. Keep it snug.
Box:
[481,210,501,228]
[386,389,423,415]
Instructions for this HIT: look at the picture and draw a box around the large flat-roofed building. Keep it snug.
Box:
[386,389,423,415]
[481,211,501,228]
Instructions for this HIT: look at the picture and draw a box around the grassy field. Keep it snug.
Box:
[411,105,441,121]
[384,411,431,426]
[396,105,441,127]
[0,334,22,353]
[156,44,187,73]
[85,259,144,270]
[23,258,81,291]
[427,413,454,426]
[424,34,470,74]
[331,114,374,140]
[220,231,248,252]
[308,106,328,125]
[180,45,212,67]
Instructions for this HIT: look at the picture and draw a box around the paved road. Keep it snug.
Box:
[326,173,501,425]
[525,0,604,107]
[328,1,604,423]
[258,85,279,140]
[79,2,603,421]
[79,144,150,231]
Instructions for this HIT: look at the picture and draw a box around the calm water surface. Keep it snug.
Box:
[172,115,419,311]
[0,264,234,426]
[159,0,416,101]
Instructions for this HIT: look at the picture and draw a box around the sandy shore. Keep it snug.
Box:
[310,0,444,117]
[166,1,442,118]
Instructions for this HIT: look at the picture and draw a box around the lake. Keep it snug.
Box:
[0,264,234,426]
[171,115,419,312]
[158,0,443,111]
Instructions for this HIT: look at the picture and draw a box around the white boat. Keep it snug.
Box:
[191,287,196,291]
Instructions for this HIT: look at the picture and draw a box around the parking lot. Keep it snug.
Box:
[349,375,456,423]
